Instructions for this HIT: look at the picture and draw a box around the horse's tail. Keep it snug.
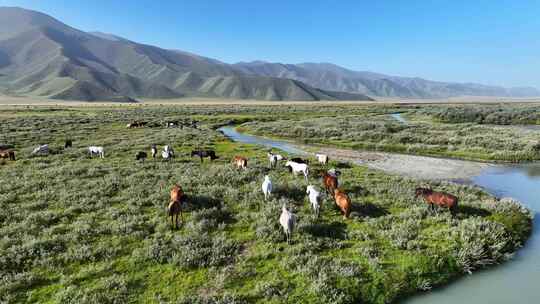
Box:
[450,198,459,214]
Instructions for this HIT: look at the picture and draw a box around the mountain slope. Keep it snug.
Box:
[234,61,540,98]
[0,7,372,102]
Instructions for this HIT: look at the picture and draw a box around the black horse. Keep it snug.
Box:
[135,151,148,162]
[65,140,73,149]
[191,150,218,163]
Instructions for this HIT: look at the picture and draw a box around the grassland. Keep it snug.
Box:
[0,104,533,303]
[242,104,540,162]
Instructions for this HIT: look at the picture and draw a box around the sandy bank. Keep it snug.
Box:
[301,145,490,180]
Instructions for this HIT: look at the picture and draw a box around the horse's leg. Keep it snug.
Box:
[170,215,174,230]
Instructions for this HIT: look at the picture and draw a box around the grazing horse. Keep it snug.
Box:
[135,151,147,162]
[0,149,15,161]
[233,156,248,169]
[162,145,174,160]
[262,175,273,201]
[165,120,179,128]
[285,161,309,181]
[334,188,351,219]
[279,204,297,244]
[268,153,278,169]
[191,150,218,163]
[151,144,157,158]
[321,172,338,196]
[127,121,147,128]
[415,187,458,215]
[64,140,72,149]
[88,146,104,158]
[168,184,185,229]
[316,154,329,165]
[306,185,322,218]
[32,144,49,155]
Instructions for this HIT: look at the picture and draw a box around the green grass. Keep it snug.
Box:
[0,105,533,303]
[241,107,540,162]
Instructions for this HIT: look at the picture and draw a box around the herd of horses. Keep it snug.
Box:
[1,122,460,243]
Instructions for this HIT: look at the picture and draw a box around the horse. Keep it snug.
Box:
[316,154,329,165]
[262,175,273,201]
[135,151,147,162]
[127,121,147,128]
[306,185,322,218]
[151,144,157,158]
[279,204,297,244]
[162,145,174,160]
[233,156,248,169]
[165,120,179,128]
[284,161,309,181]
[168,184,186,229]
[64,140,72,149]
[0,149,15,161]
[334,188,351,219]
[321,171,338,196]
[268,153,278,169]
[415,187,458,215]
[88,146,104,158]
[32,144,49,155]
[191,150,218,163]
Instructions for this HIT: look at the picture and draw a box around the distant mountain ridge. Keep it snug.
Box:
[0,7,372,102]
[0,7,537,102]
[233,61,540,98]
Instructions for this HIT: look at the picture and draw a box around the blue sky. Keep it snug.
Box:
[2,0,539,87]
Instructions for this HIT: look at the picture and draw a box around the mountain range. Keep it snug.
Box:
[0,7,537,102]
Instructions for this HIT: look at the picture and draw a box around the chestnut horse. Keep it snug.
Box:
[334,188,351,219]
[0,149,15,161]
[415,187,458,215]
[169,184,186,229]
[321,172,338,196]
[233,156,248,169]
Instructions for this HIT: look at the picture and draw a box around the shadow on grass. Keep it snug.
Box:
[274,184,306,202]
[352,202,389,218]
[458,205,492,218]
[302,221,348,240]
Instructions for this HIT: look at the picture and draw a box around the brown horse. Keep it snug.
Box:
[415,187,458,215]
[321,172,338,196]
[169,184,185,229]
[334,188,351,219]
[0,149,15,161]
[233,156,248,169]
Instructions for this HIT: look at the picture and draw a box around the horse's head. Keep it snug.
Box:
[414,187,431,198]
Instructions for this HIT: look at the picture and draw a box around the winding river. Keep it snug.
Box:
[219,118,539,304]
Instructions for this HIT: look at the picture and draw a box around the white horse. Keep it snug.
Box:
[88,146,104,158]
[162,145,174,160]
[285,161,309,181]
[267,153,278,168]
[261,175,273,200]
[279,204,297,244]
[306,185,322,218]
[316,154,329,165]
[32,144,49,155]
[151,144,157,159]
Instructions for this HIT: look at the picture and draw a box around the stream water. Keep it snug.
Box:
[218,120,539,304]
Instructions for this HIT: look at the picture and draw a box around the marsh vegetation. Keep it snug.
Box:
[0,104,533,303]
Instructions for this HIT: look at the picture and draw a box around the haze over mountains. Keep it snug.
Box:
[234,61,540,99]
[0,7,537,102]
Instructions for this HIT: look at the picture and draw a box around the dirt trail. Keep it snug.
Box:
[300,145,490,180]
